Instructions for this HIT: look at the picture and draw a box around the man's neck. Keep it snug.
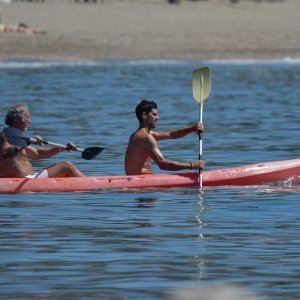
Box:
[11,124,24,132]
[6,126,24,133]
[138,125,152,133]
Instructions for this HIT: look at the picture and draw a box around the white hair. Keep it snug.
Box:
[5,104,29,126]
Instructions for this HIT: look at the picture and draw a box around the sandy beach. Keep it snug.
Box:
[0,0,300,61]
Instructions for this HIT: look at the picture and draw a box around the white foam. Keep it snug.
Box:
[1,57,300,69]
[0,60,99,69]
[206,57,300,65]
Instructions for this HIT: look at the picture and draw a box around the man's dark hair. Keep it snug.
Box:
[135,100,157,122]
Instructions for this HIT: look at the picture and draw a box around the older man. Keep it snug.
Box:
[1,104,84,178]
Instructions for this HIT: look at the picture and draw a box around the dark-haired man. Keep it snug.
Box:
[125,99,205,175]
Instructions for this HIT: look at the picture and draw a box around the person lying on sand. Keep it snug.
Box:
[0,22,46,34]
[0,12,46,34]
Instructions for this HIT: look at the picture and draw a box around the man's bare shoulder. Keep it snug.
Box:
[131,128,155,141]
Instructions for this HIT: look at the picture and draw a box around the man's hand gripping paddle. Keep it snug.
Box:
[29,138,104,160]
[6,136,104,160]
[192,66,211,192]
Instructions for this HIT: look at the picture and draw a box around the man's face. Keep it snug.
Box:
[17,110,31,131]
[145,108,159,129]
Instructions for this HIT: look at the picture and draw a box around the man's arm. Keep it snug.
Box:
[2,145,27,159]
[25,145,64,160]
[25,139,77,160]
[146,134,205,171]
[152,122,204,141]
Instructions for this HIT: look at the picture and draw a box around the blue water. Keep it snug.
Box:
[0,59,300,299]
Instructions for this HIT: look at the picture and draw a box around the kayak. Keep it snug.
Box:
[0,158,299,193]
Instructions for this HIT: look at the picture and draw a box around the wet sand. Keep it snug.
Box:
[0,0,299,61]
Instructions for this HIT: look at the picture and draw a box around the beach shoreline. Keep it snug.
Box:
[1,0,300,61]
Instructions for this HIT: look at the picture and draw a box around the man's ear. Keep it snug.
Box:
[142,112,147,119]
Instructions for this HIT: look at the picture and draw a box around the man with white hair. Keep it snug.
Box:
[1,104,84,178]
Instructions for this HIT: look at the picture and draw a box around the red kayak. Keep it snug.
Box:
[0,158,299,193]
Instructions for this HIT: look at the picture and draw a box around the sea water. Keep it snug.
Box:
[0,59,300,299]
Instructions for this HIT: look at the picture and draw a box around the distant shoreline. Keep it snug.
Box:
[1,0,300,61]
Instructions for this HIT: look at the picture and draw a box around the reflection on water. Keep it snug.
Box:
[195,194,206,281]
[0,61,300,299]
[166,285,262,300]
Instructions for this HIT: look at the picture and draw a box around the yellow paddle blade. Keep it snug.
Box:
[192,66,211,106]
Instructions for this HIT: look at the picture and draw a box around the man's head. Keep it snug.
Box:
[135,100,158,122]
[5,104,30,131]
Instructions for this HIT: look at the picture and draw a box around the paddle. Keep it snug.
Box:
[28,138,104,160]
[7,136,104,160]
[192,66,211,191]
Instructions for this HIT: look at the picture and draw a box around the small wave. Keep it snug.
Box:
[0,59,191,69]
[1,57,300,69]
[0,59,101,69]
[206,57,300,65]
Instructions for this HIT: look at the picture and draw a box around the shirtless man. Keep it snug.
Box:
[125,99,205,175]
[0,132,31,178]
[1,104,84,178]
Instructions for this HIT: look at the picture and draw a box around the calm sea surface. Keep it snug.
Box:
[0,59,300,299]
